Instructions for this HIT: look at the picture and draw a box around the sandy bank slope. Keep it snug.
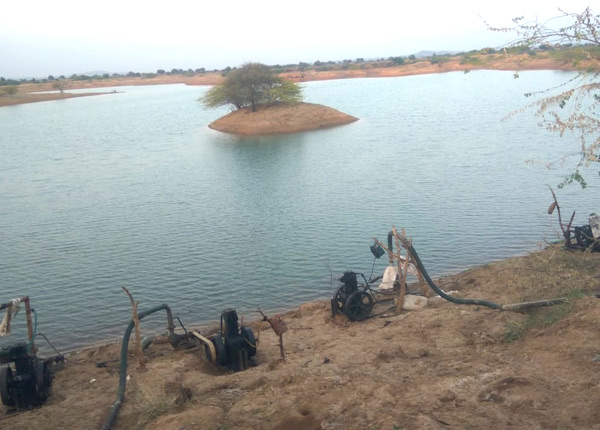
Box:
[208,102,358,135]
[2,246,600,430]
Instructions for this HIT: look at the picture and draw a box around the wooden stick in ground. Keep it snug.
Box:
[257,308,288,360]
[373,233,405,312]
[402,235,413,302]
[278,334,285,360]
[394,228,407,313]
[549,186,575,247]
[122,287,146,370]
[383,229,429,297]
[377,230,430,298]
[416,270,429,297]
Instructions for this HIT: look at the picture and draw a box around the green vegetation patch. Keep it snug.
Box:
[503,290,585,342]
[460,55,483,65]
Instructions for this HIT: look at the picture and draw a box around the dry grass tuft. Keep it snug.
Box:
[503,298,579,342]
[133,383,176,430]
[451,245,600,303]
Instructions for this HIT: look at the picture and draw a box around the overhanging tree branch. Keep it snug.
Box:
[488,7,600,188]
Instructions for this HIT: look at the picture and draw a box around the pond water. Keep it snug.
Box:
[1,70,597,353]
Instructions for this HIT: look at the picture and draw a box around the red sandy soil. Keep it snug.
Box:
[2,245,600,430]
[208,102,358,135]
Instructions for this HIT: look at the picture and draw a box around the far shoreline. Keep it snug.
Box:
[0,91,115,107]
[1,54,593,107]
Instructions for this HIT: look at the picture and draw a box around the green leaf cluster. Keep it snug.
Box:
[490,7,600,188]
[201,63,302,112]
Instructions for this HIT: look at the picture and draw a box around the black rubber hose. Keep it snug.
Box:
[101,303,179,430]
[387,231,395,254]
[408,244,569,311]
[408,244,503,310]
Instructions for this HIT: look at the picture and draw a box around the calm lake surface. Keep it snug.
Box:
[1,71,598,353]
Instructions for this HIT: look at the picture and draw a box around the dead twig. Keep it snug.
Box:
[374,227,422,311]
[257,308,288,360]
[122,287,146,370]
[393,226,407,313]
[548,186,575,247]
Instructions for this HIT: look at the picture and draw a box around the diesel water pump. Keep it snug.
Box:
[192,309,257,371]
[0,296,58,410]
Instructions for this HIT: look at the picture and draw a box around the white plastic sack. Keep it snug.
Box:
[378,266,398,291]
[378,259,419,291]
[590,213,600,239]
[0,298,21,337]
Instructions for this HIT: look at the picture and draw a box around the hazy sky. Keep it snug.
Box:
[0,0,593,78]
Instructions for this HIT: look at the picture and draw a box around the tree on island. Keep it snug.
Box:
[490,7,599,188]
[202,62,302,112]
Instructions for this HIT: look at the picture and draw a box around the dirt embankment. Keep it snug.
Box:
[208,102,358,135]
[2,245,600,430]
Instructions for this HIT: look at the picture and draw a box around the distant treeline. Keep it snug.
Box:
[1,43,597,86]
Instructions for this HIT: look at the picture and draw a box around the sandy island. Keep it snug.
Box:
[208,102,358,135]
[2,245,599,429]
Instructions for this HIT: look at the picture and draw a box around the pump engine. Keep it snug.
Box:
[574,213,600,252]
[0,343,53,409]
[194,309,256,371]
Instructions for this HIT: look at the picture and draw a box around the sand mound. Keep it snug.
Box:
[208,102,358,135]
